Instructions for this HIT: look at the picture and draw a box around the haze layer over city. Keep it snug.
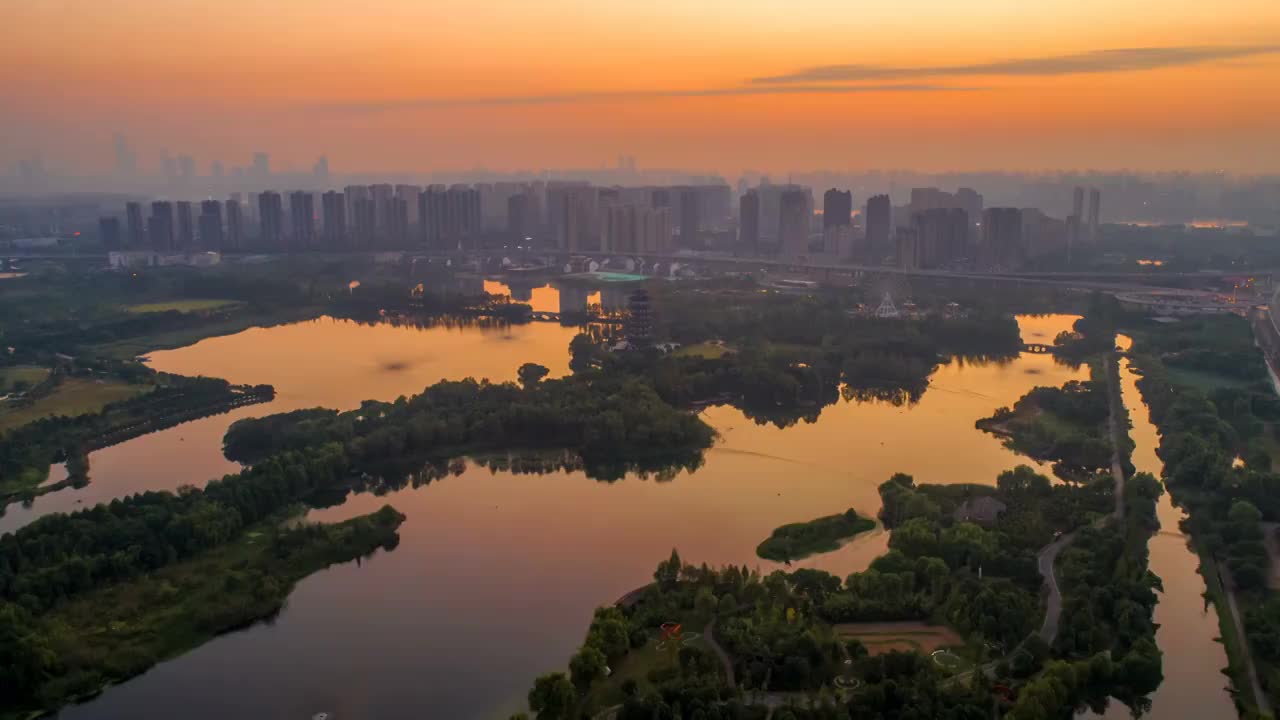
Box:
[5,3,1280,720]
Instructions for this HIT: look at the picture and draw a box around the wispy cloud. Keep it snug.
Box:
[752,45,1280,84]
[313,83,977,112]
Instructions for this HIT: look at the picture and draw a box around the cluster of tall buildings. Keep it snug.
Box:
[98,181,736,255]
[95,173,1103,271]
[731,182,1103,270]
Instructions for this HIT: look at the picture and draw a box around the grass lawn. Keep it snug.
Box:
[0,365,50,389]
[675,342,731,360]
[584,635,678,711]
[1166,366,1251,393]
[95,305,323,359]
[0,377,151,433]
[125,299,244,314]
[582,611,715,713]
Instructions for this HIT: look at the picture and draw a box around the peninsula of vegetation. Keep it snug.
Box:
[1,375,274,510]
[0,436,407,716]
[525,459,1163,720]
[755,509,876,562]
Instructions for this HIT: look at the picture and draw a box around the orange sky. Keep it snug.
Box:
[3,0,1279,175]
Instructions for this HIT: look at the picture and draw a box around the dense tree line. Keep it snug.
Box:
[1132,351,1278,589]
[222,374,715,479]
[1053,519,1162,698]
[0,442,349,612]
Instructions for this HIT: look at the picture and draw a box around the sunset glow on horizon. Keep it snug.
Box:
[4,0,1280,174]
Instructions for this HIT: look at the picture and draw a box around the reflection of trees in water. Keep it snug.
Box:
[841,383,925,408]
[334,448,706,499]
[943,352,1020,370]
[347,313,516,333]
[728,347,1030,427]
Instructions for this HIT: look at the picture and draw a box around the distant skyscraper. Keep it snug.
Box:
[177,155,196,186]
[1087,187,1101,243]
[210,161,225,179]
[313,156,330,185]
[678,188,700,247]
[125,202,145,248]
[344,185,370,233]
[823,189,852,229]
[508,191,536,241]
[910,187,956,214]
[175,201,195,249]
[321,191,346,249]
[556,186,597,252]
[896,227,919,269]
[420,186,443,247]
[1021,208,1069,259]
[225,196,244,251]
[602,203,669,254]
[644,206,672,254]
[602,204,634,253]
[370,184,395,239]
[352,197,377,248]
[112,134,136,178]
[198,200,223,250]
[258,191,284,249]
[1068,186,1086,250]
[386,196,410,248]
[822,224,853,260]
[442,185,482,250]
[395,184,422,225]
[739,190,760,255]
[756,183,810,248]
[161,153,178,186]
[956,188,984,226]
[651,188,671,210]
[148,201,175,251]
[98,216,122,249]
[865,194,891,263]
[289,191,315,249]
[778,189,809,258]
[252,152,271,181]
[981,208,1024,268]
[1065,214,1082,260]
[911,208,969,268]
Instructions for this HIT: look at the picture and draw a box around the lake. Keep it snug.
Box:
[9,291,1221,719]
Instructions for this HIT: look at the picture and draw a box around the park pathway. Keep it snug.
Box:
[1039,353,1129,646]
[1218,563,1275,718]
[703,619,736,688]
[1036,531,1075,644]
[1104,353,1126,521]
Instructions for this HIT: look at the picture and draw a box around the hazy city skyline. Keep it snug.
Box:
[4,1,1280,176]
